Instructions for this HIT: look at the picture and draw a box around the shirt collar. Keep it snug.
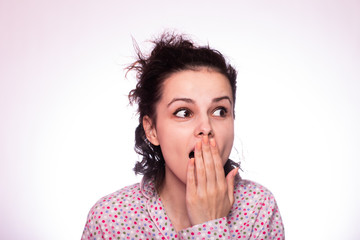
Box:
[140,177,156,199]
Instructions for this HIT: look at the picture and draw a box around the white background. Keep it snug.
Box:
[1,0,359,239]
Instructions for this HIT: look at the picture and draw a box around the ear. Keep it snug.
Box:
[142,115,160,146]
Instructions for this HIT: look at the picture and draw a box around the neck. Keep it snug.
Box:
[158,165,191,231]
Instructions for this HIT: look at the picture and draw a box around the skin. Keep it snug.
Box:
[143,67,238,231]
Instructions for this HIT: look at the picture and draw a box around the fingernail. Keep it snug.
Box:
[196,141,201,150]
[202,135,208,144]
[210,138,216,147]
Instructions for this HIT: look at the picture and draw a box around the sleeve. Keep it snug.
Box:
[178,191,285,240]
[178,217,231,240]
[81,207,104,240]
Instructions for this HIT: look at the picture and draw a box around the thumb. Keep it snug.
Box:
[226,168,238,203]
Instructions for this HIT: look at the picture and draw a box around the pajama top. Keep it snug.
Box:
[81,178,284,240]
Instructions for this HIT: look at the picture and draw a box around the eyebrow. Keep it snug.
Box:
[167,98,194,107]
[213,96,233,106]
[167,96,233,107]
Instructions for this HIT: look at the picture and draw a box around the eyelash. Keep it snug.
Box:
[213,107,228,117]
[173,107,229,118]
[173,108,192,118]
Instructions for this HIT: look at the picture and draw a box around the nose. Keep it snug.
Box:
[195,115,214,137]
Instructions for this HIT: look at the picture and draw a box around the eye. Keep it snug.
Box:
[212,107,228,117]
[174,108,192,118]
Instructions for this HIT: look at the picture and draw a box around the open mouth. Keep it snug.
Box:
[188,151,194,159]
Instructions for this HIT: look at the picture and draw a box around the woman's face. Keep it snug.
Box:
[144,67,234,184]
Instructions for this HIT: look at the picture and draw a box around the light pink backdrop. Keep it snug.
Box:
[1,0,359,239]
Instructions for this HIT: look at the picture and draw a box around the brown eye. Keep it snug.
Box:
[213,107,227,117]
[174,109,192,118]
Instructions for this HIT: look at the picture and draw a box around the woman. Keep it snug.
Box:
[82,33,285,240]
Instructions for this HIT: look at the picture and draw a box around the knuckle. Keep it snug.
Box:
[217,184,227,194]
[197,190,207,201]
[186,195,196,205]
[197,167,205,176]
[207,188,216,196]
[214,159,222,168]
[204,161,213,170]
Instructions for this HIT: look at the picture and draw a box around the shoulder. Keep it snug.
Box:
[235,179,276,197]
[87,182,143,214]
[230,179,285,239]
[82,182,149,239]
[233,179,280,210]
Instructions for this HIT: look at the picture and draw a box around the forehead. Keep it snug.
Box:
[160,68,233,102]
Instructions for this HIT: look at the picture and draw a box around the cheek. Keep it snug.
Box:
[161,146,189,184]
[218,125,234,164]
[156,128,189,182]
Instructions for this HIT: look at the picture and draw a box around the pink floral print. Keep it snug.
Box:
[82,179,284,239]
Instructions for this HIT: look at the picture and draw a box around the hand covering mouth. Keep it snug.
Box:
[188,150,194,159]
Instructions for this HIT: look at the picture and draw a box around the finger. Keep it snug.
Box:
[186,158,196,196]
[209,138,226,185]
[226,167,238,204]
[201,136,216,188]
[194,140,206,193]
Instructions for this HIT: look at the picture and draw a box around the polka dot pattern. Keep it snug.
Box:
[81,179,284,239]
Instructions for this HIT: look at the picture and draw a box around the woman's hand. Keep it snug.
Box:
[186,136,238,226]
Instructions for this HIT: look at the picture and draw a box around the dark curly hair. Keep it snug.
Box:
[127,32,240,190]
